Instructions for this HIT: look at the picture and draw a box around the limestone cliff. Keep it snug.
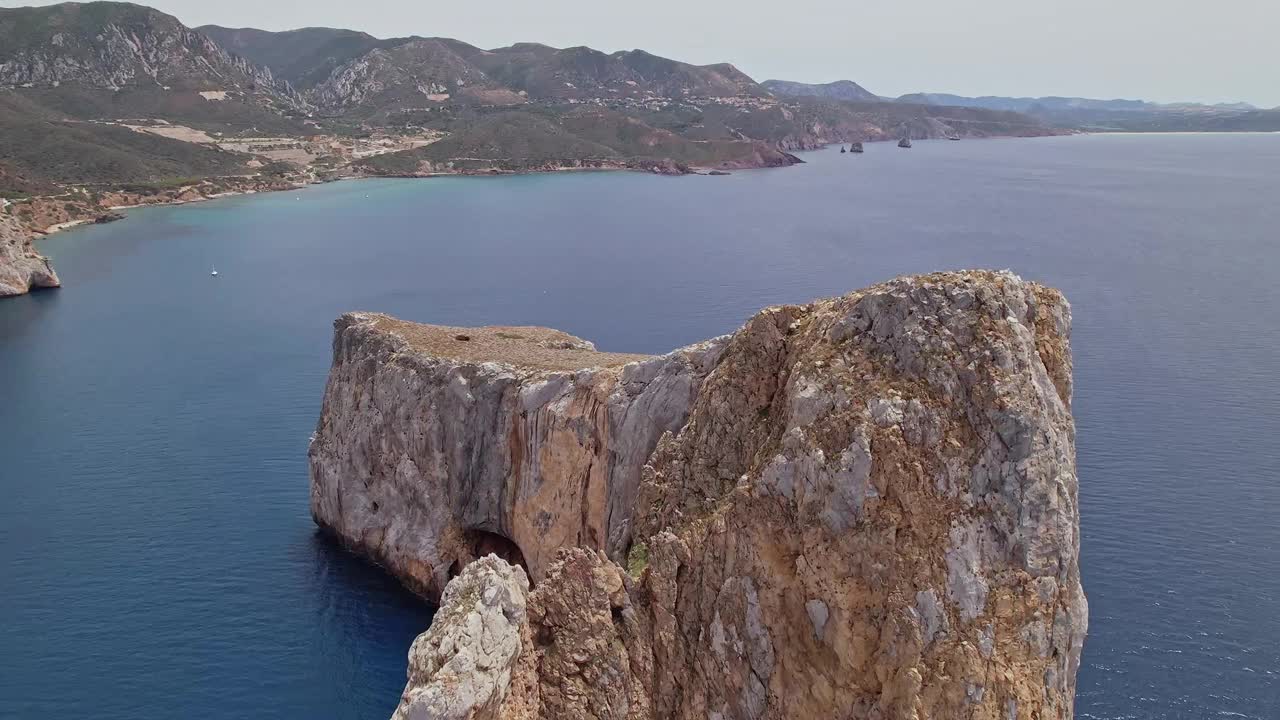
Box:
[0,215,59,297]
[309,315,726,597]
[310,270,1087,719]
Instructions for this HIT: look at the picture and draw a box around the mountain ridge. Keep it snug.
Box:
[893,91,1274,131]
[763,78,881,103]
[0,2,304,109]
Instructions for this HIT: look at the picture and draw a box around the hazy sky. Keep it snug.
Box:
[6,0,1276,106]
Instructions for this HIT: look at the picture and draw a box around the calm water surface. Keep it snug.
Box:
[2,134,1278,719]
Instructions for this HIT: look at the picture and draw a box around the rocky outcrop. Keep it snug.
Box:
[0,215,59,297]
[620,270,1085,720]
[313,270,1087,719]
[391,556,531,720]
[309,315,726,598]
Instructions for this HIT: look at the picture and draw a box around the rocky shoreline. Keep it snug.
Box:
[0,214,59,297]
[0,148,799,296]
[8,128,1027,238]
[309,270,1087,719]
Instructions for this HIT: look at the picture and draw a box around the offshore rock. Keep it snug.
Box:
[314,271,1087,719]
[0,215,59,297]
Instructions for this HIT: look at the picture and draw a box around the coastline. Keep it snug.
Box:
[24,131,1081,245]
[26,161,751,240]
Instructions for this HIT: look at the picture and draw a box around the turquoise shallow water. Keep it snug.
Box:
[2,134,1279,718]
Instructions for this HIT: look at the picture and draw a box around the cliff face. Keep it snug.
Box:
[308,315,726,598]
[311,270,1086,719]
[0,215,59,297]
[619,270,1086,720]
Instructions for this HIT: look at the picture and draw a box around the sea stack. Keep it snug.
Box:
[898,137,913,148]
[309,270,1087,720]
[0,215,60,298]
[851,141,864,153]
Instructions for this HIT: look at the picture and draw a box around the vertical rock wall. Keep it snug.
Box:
[311,271,1087,719]
[624,271,1086,720]
[308,314,724,598]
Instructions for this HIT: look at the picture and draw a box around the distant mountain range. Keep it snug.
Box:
[0,1,1058,208]
[199,25,768,109]
[763,81,1279,132]
[893,93,1260,113]
[890,92,1279,131]
[761,79,881,103]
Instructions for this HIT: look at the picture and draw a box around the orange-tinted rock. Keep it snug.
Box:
[317,271,1087,719]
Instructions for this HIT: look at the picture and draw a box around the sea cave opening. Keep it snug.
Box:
[453,528,529,580]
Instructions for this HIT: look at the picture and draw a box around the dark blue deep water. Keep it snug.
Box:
[2,134,1278,719]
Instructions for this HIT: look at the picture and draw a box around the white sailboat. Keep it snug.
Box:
[211,267,219,277]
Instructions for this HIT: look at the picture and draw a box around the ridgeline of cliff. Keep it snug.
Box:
[309,270,1087,719]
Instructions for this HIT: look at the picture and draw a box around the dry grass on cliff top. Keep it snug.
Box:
[371,316,654,372]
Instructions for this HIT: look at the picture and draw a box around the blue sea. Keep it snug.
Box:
[2,134,1278,719]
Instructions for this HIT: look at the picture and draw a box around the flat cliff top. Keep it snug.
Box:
[366,314,654,372]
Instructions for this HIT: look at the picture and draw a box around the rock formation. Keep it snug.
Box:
[310,270,1087,719]
[850,141,865,153]
[0,215,59,297]
[390,556,532,720]
[309,316,727,597]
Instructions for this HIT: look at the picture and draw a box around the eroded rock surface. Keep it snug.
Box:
[0,215,59,297]
[391,556,530,720]
[624,270,1085,720]
[309,314,725,597]
[312,270,1087,719]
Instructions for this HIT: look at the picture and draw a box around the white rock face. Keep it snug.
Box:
[0,216,59,298]
[308,313,725,597]
[391,555,529,720]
